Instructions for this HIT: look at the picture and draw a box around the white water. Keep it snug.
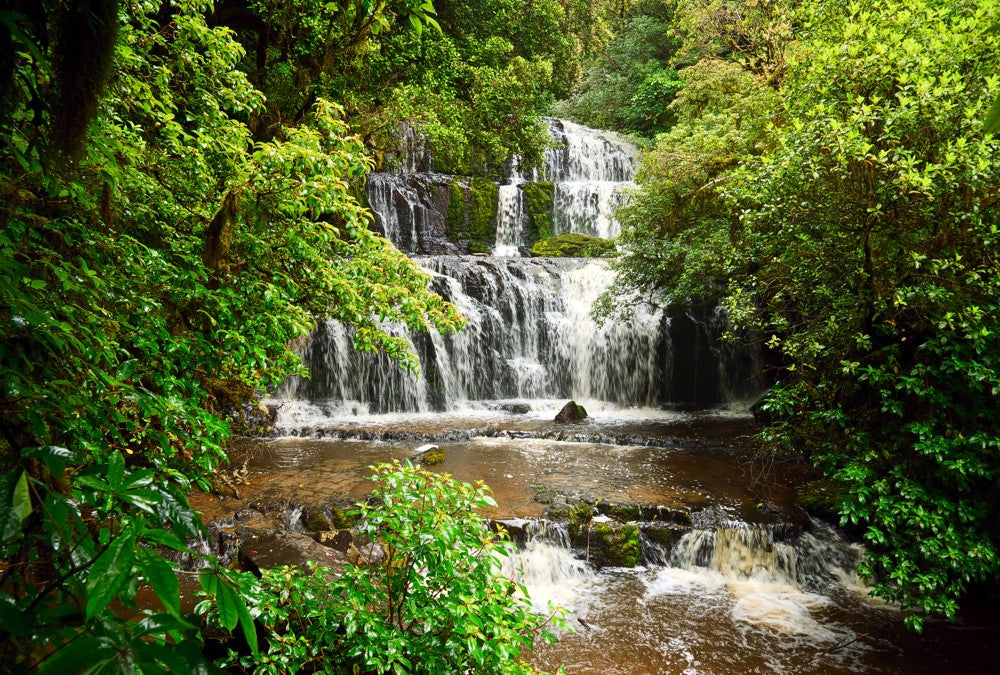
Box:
[494,118,638,250]
[512,518,882,673]
[275,118,761,424]
[272,257,689,421]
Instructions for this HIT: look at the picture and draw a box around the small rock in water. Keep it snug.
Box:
[414,444,446,465]
[554,400,588,423]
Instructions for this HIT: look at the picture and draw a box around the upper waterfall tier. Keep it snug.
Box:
[365,118,638,256]
[537,118,638,184]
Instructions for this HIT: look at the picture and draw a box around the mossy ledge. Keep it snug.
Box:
[530,232,616,258]
[521,180,554,247]
[446,177,499,253]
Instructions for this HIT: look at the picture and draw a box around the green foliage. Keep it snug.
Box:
[225,0,605,174]
[554,1,684,136]
[521,181,555,245]
[605,0,1000,627]
[225,462,565,674]
[596,58,779,317]
[0,0,463,670]
[531,233,616,258]
[674,0,795,82]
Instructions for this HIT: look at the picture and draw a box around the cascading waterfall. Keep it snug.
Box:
[502,520,598,614]
[272,118,762,425]
[493,184,528,256]
[496,118,638,247]
[552,180,631,239]
[508,515,868,651]
[274,256,675,418]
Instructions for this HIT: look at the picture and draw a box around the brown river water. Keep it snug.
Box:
[192,408,1000,674]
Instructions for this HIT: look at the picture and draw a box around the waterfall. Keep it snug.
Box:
[552,181,630,239]
[668,520,865,593]
[493,118,638,250]
[365,173,458,255]
[503,520,598,615]
[493,184,528,256]
[271,118,762,425]
[275,257,675,417]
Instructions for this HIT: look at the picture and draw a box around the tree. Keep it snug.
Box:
[726,0,1000,627]
[553,0,684,136]
[604,0,1000,628]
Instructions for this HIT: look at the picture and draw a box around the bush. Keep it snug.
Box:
[225,462,565,673]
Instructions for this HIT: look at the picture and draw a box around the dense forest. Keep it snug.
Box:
[1,0,998,671]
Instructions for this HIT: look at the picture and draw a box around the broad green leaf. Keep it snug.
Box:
[37,638,112,674]
[12,470,31,531]
[134,612,195,637]
[141,528,187,551]
[141,551,181,617]
[236,589,259,657]
[215,581,240,631]
[85,533,135,619]
[985,94,1000,134]
[107,451,125,490]
[22,446,74,476]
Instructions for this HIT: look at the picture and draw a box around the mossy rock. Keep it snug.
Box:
[554,400,588,423]
[530,233,616,258]
[521,181,554,246]
[422,448,446,465]
[641,524,678,548]
[446,177,499,253]
[303,506,354,531]
[587,522,641,568]
[606,503,642,522]
[567,501,595,541]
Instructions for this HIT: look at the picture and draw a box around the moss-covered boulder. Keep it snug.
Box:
[521,181,554,247]
[586,522,641,568]
[530,233,616,258]
[446,177,499,253]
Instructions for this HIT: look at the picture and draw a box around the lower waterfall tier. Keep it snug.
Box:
[273,256,763,417]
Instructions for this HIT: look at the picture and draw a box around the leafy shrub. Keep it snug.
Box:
[224,462,565,674]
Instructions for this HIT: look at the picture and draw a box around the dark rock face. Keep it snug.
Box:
[554,400,588,423]
[366,172,463,255]
[239,532,349,576]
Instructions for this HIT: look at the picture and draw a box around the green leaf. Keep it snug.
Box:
[85,533,135,619]
[408,13,423,35]
[985,94,1000,134]
[12,469,31,528]
[37,638,112,674]
[141,528,187,551]
[107,451,125,490]
[134,612,195,637]
[215,581,240,631]
[1,470,32,540]
[236,590,259,657]
[141,550,181,617]
[22,446,74,476]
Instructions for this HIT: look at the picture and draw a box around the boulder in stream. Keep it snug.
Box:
[554,400,588,423]
[239,532,349,576]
